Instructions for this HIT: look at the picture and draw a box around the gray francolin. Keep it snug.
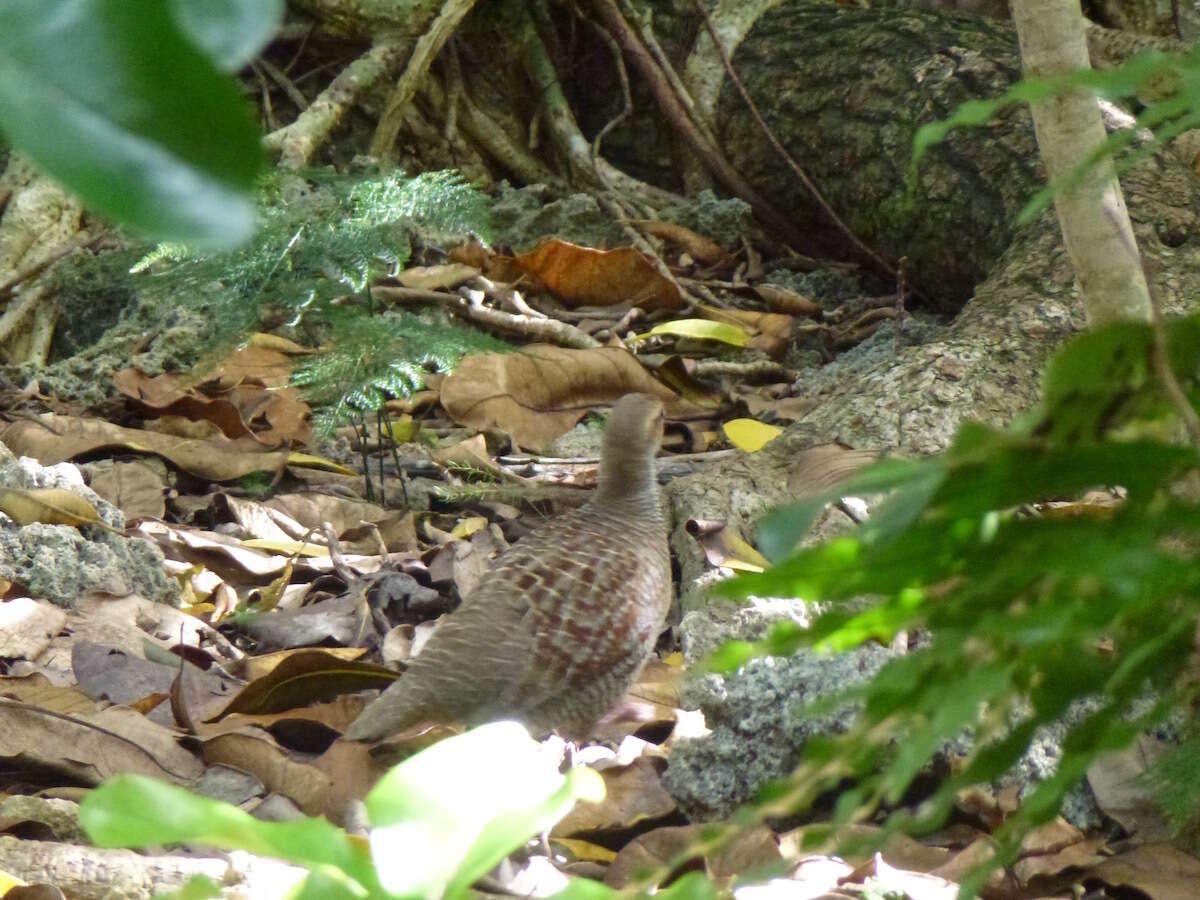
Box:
[344,393,672,741]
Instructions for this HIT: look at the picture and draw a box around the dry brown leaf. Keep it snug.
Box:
[389,263,480,291]
[85,459,168,521]
[210,649,398,721]
[512,240,684,310]
[195,695,367,740]
[0,674,96,716]
[113,362,310,447]
[72,641,235,726]
[553,758,675,836]
[202,729,334,816]
[214,344,297,388]
[0,413,290,481]
[440,344,675,449]
[780,823,952,872]
[433,433,508,480]
[247,332,319,355]
[1087,735,1172,840]
[0,702,202,784]
[627,220,730,267]
[752,283,823,318]
[605,824,781,888]
[1084,843,1200,900]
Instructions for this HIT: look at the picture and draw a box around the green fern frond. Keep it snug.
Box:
[293,308,509,436]
[129,242,195,273]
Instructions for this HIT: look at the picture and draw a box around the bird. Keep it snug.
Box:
[343,393,672,742]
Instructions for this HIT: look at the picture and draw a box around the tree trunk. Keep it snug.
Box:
[1011,0,1151,325]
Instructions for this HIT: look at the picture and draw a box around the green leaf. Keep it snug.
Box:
[79,775,379,891]
[0,0,261,247]
[753,456,938,562]
[551,879,619,900]
[366,721,605,900]
[639,319,750,346]
[170,0,285,71]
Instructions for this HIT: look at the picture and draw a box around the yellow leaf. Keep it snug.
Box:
[385,414,419,443]
[241,539,330,557]
[637,318,750,347]
[286,452,357,476]
[0,487,121,533]
[722,418,783,452]
[451,516,489,539]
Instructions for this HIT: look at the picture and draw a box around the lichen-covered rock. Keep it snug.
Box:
[0,446,177,607]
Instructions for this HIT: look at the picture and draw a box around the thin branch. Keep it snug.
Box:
[0,231,102,303]
[371,284,602,348]
[258,57,310,111]
[692,0,899,285]
[586,0,814,253]
[370,0,479,160]
[265,41,409,169]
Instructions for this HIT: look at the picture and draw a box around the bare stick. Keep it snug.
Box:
[370,0,479,159]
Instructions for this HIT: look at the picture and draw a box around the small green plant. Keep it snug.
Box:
[79,722,602,900]
[715,314,1200,896]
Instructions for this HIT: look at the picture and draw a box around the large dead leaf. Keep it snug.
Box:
[1087,735,1172,841]
[440,345,675,449]
[0,702,202,785]
[511,240,684,310]
[604,824,781,888]
[201,728,334,816]
[85,459,168,520]
[0,414,290,481]
[1086,843,1200,900]
[114,363,311,447]
[210,649,398,720]
[553,758,675,836]
[0,488,118,532]
[71,641,236,726]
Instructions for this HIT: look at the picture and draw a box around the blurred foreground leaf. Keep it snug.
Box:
[0,0,262,247]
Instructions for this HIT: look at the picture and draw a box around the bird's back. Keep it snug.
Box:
[354,496,669,737]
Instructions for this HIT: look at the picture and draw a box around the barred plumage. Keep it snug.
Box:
[344,394,671,741]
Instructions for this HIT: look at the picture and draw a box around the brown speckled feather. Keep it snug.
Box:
[344,394,671,741]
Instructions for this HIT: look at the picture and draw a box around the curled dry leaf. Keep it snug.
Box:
[387,263,480,291]
[0,413,291,481]
[512,239,684,310]
[440,344,676,449]
[752,283,823,318]
[627,219,730,267]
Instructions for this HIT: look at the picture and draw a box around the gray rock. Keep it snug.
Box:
[664,603,894,821]
[0,446,177,607]
[665,601,1107,829]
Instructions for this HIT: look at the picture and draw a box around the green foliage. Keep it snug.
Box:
[292,306,508,436]
[121,169,502,425]
[1146,729,1200,840]
[79,722,604,900]
[722,315,1200,897]
[0,0,272,247]
[170,0,285,72]
[911,46,1200,224]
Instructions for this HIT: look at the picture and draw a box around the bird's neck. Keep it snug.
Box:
[594,453,661,520]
